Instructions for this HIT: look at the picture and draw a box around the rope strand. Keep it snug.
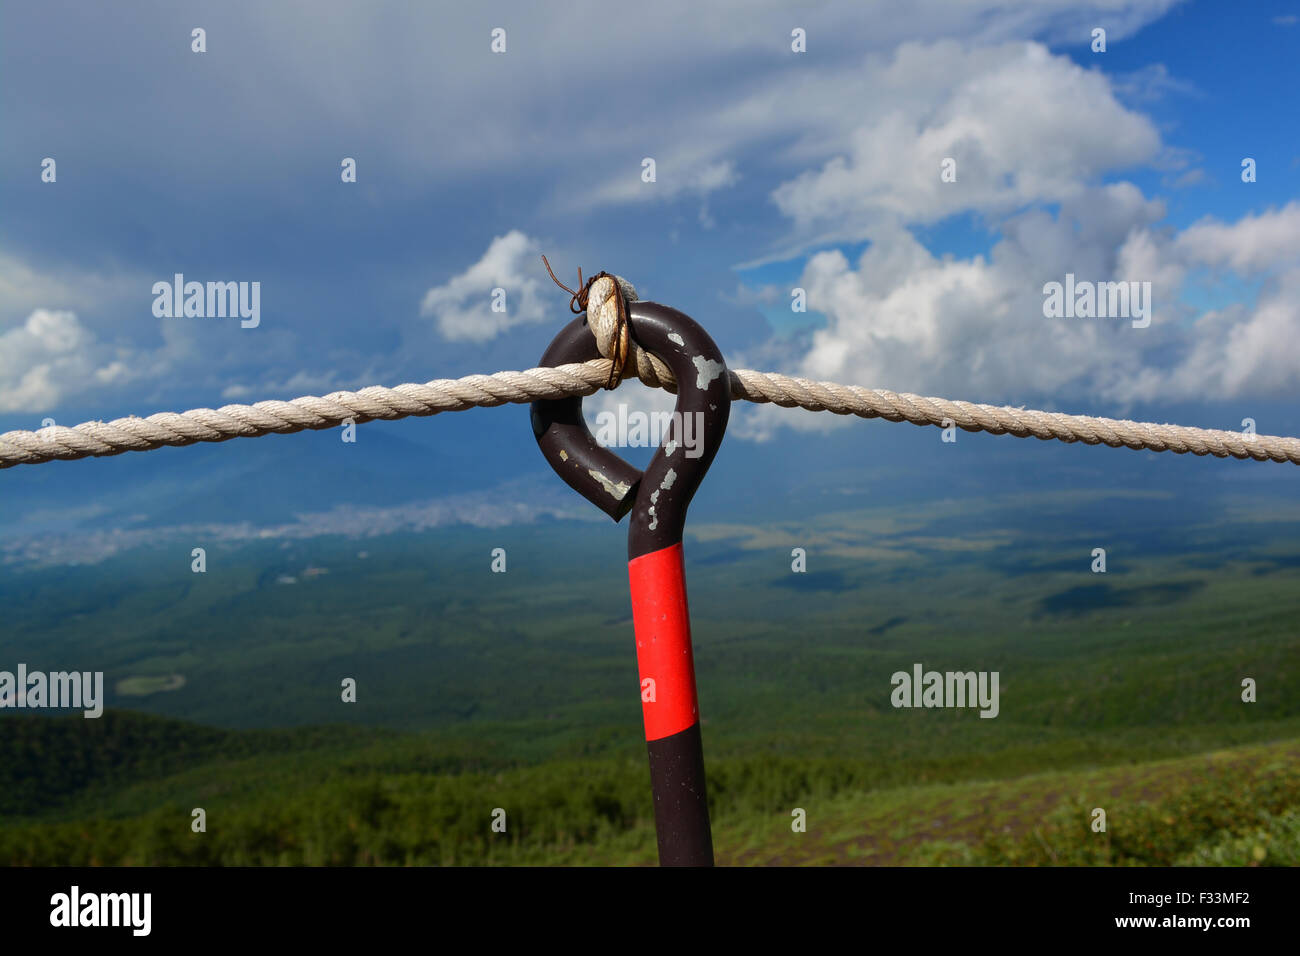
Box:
[2,359,1296,468]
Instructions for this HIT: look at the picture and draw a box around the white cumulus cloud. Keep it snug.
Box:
[768,41,1163,244]
[0,310,140,413]
[420,231,554,342]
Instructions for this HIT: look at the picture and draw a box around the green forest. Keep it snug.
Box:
[3,492,1298,865]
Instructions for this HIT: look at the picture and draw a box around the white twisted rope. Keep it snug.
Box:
[1,279,1296,468]
[0,364,611,468]
[3,360,1296,468]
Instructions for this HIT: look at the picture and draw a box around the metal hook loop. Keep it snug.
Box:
[530,301,731,560]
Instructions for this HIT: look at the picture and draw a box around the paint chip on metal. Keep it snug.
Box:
[693,356,724,389]
[588,469,631,500]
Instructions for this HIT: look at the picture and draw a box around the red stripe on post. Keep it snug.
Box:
[628,542,700,742]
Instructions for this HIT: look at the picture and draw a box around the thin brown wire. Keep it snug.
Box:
[542,255,630,388]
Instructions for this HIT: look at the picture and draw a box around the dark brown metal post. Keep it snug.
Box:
[532,301,730,866]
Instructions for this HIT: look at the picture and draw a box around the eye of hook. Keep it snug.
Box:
[530,300,730,559]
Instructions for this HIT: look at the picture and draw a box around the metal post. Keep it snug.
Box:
[532,301,731,866]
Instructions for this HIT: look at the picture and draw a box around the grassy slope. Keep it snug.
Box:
[2,715,1297,865]
[721,738,1300,867]
[2,710,1298,865]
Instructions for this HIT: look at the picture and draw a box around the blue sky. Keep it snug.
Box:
[1,0,1298,526]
